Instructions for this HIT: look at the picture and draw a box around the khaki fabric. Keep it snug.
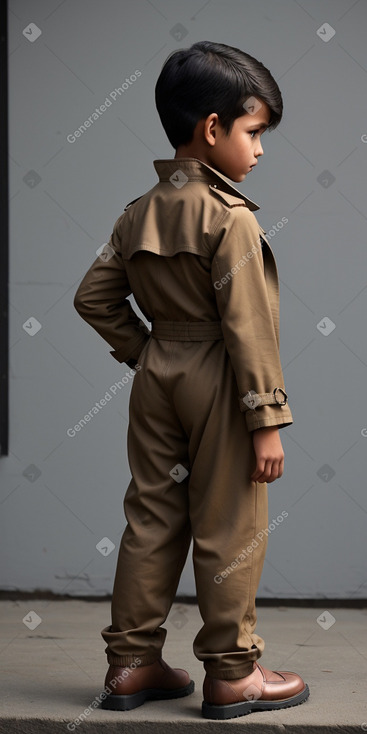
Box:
[74,157,293,679]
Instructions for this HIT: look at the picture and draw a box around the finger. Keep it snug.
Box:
[251,458,266,481]
[254,459,272,483]
[268,459,283,483]
[267,459,284,483]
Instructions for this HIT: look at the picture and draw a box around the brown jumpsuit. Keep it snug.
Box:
[73,157,293,681]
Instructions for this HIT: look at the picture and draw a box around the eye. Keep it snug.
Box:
[249,129,259,139]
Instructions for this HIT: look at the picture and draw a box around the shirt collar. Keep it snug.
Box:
[153,157,260,211]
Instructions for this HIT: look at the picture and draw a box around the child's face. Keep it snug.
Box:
[205,99,271,183]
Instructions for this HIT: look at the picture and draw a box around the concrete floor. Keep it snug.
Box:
[0,600,366,733]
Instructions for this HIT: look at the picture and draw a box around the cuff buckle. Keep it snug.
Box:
[273,387,288,405]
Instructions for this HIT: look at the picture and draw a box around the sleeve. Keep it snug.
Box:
[73,214,151,365]
[211,207,293,432]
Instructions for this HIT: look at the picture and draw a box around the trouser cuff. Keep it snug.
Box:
[106,651,162,667]
[203,643,262,681]
[204,659,255,680]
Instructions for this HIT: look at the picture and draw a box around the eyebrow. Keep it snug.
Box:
[247,123,269,131]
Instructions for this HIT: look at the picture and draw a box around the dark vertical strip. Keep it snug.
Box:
[0,1,9,456]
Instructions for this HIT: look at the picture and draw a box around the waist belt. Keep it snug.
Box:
[151,320,223,341]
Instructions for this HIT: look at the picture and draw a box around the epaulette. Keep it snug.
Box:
[123,195,143,211]
[208,184,248,209]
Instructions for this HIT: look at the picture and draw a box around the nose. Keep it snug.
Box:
[255,140,264,157]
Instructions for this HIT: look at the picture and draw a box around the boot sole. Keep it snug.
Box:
[202,683,310,720]
[101,679,195,711]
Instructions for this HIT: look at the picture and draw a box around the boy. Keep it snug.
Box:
[74,41,309,720]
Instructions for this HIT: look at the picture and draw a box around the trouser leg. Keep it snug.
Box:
[101,353,191,666]
[173,340,268,680]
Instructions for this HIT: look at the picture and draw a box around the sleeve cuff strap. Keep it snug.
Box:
[239,387,288,412]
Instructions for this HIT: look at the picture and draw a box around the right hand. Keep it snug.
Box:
[251,426,284,483]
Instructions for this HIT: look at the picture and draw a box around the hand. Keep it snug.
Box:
[251,426,284,483]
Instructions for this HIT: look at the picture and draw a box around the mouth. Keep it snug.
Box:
[249,163,257,172]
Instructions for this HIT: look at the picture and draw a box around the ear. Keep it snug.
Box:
[203,113,219,147]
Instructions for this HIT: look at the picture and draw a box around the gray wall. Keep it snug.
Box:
[2,0,367,599]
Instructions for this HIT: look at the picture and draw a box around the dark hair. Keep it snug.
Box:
[155,41,283,150]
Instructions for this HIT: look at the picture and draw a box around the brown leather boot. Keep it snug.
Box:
[101,658,194,710]
[202,661,309,719]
